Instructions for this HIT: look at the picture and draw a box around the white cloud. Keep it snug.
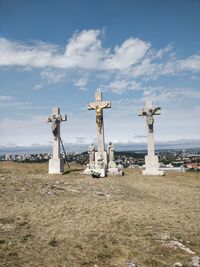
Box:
[0,30,166,73]
[104,79,141,94]
[0,38,58,68]
[104,38,151,69]
[0,95,12,102]
[131,58,162,79]
[61,29,106,69]
[154,43,174,59]
[161,53,200,75]
[178,54,200,72]
[33,84,43,90]
[0,95,29,108]
[75,137,86,144]
[142,86,200,105]
[0,117,50,146]
[74,77,88,90]
[0,30,107,69]
[41,68,66,83]
[0,29,200,94]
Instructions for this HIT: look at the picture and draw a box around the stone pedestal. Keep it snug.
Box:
[138,98,164,176]
[142,155,164,176]
[83,166,106,178]
[83,165,91,175]
[95,151,108,177]
[108,160,116,168]
[49,158,65,174]
[83,152,108,177]
[85,90,111,178]
[107,161,124,176]
[107,167,124,176]
[91,168,106,178]
[46,107,67,174]
[95,151,108,167]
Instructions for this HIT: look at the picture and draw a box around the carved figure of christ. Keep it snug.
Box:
[87,90,111,152]
[138,98,161,156]
[47,107,67,159]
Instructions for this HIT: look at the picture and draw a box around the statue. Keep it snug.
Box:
[146,110,154,133]
[46,107,67,174]
[146,107,161,133]
[97,152,104,168]
[107,142,117,169]
[95,105,103,133]
[50,115,59,140]
[47,113,65,140]
[107,142,114,162]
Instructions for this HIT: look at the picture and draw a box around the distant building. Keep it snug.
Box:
[186,163,200,169]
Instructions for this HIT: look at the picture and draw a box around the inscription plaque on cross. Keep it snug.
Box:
[46,107,67,174]
[138,98,164,175]
[87,90,111,152]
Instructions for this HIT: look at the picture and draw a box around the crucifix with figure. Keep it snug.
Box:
[46,107,67,174]
[138,98,164,175]
[87,90,111,176]
[88,90,111,152]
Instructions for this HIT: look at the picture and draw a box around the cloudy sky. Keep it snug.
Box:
[0,0,200,151]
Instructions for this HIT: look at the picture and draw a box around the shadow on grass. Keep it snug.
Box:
[62,168,85,175]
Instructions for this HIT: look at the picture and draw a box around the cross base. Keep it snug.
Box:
[142,155,164,176]
[82,165,92,175]
[83,151,124,177]
[108,160,117,169]
[95,151,108,167]
[82,166,107,177]
[107,167,124,176]
[49,158,65,174]
[91,168,106,178]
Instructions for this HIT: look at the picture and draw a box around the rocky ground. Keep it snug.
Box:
[0,162,200,267]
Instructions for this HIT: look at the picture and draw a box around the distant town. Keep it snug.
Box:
[1,148,200,172]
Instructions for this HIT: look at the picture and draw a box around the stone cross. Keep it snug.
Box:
[87,90,111,152]
[46,107,67,160]
[138,98,161,156]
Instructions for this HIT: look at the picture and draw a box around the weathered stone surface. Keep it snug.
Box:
[46,107,67,174]
[191,256,200,267]
[107,141,123,175]
[87,90,111,153]
[138,98,164,176]
[85,90,123,177]
[88,143,95,168]
[90,168,106,178]
[95,151,108,168]
[49,159,64,174]
[124,260,140,267]
[107,167,124,176]
[84,90,111,177]
[173,262,183,267]
[142,155,164,175]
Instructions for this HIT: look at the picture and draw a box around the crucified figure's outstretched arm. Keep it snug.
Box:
[152,107,161,115]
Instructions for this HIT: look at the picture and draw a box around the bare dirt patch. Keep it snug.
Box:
[0,162,199,267]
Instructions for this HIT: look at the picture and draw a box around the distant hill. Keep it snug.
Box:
[0,139,200,154]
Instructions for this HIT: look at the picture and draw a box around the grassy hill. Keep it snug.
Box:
[0,162,199,267]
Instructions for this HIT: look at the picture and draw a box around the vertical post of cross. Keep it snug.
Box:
[46,107,67,174]
[87,90,111,177]
[138,98,164,175]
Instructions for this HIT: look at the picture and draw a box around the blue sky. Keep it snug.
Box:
[0,0,200,151]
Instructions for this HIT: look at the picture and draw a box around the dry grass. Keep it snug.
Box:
[0,162,200,267]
